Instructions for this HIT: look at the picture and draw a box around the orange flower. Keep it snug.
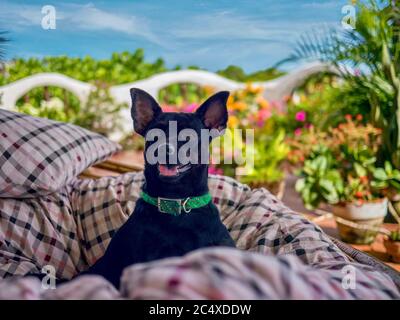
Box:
[228,116,240,128]
[355,191,364,198]
[203,85,215,95]
[245,83,263,94]
[356,114,363,121]
[227,95,235,106]
[360,176,368,184]
[231,101,247,111]
[256,96,269,109]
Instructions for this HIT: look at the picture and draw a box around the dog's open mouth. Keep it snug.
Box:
[158,164,191,177]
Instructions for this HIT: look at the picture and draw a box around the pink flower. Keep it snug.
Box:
[258,108,271,121]
[295,111,306,122]
[162,105,177,112]
[354,68,361,77]
[183,103,198,113]
[256,120,264,128]
[294,128,302,136]
[208,165,224,175]
[271,100,286,113]
[255,109,271,127]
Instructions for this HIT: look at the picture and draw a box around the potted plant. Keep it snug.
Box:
[295,117,396,244]
[384,229,400,263]
[383,200,400,263]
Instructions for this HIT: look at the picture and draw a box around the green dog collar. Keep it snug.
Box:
[140,191,212,216]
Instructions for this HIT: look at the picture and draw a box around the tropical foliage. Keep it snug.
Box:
[217,65,285,82]
[282,0,400,168]
[0,31,7,62]
[1,50,166,85]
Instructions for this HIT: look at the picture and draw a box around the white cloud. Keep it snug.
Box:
[169,10,328,43]
[0,1,164,46]
[159,9,338,71]
[61,3,162,44]
[302,1,342,9]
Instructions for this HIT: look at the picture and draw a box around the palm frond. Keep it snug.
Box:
[279,1,394,68]
[0,31,8,62]
[278,0,400,166]
[276,26,340,67]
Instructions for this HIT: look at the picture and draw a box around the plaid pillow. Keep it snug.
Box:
[0,109,121,198]
[0,186,84,279]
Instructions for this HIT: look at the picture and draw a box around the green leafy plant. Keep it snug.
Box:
[295,117,398,209]
[295,146,343,209]
[217,65,285,82]
[209,85,289,187]
[241,129,289,187]
[390,229,400,241]
[74,88,125,136]
[281,0,400,168]
[371,161,400,191]
[16,87,125,137]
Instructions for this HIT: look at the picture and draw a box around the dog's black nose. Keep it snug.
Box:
[158,143,175,155]
[157,143,177,164]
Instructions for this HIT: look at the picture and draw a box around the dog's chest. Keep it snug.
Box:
[125,200,225,253]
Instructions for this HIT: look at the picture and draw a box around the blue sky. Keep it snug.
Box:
[0,0,350,72]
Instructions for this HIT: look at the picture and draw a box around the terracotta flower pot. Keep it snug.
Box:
[248,180,286,199]
[384,239,400,263]
[332,198,388,244]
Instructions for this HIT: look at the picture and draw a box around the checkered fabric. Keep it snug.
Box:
[0,172,399,299]
[0,109,121,198]
[69,172,349,267]
[0,187,85,279]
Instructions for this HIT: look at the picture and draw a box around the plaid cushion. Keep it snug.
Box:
[69,172,348,267]
[0,172,399,299]
[0,109,121,198]
[0,187,85,279]
[120,247,399,299]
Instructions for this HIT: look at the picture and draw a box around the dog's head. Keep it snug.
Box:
[130,88,229,188]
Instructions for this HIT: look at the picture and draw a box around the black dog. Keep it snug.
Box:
[83,88,236,288]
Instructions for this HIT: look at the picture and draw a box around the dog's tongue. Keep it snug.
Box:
[158,165,179,177]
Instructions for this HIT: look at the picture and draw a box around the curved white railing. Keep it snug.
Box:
[0,73,95,110]
[110,69,244,105]
[0,62,337,138]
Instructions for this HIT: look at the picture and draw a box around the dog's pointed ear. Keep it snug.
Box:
[130,88,162,136]
[195,91,229,132]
